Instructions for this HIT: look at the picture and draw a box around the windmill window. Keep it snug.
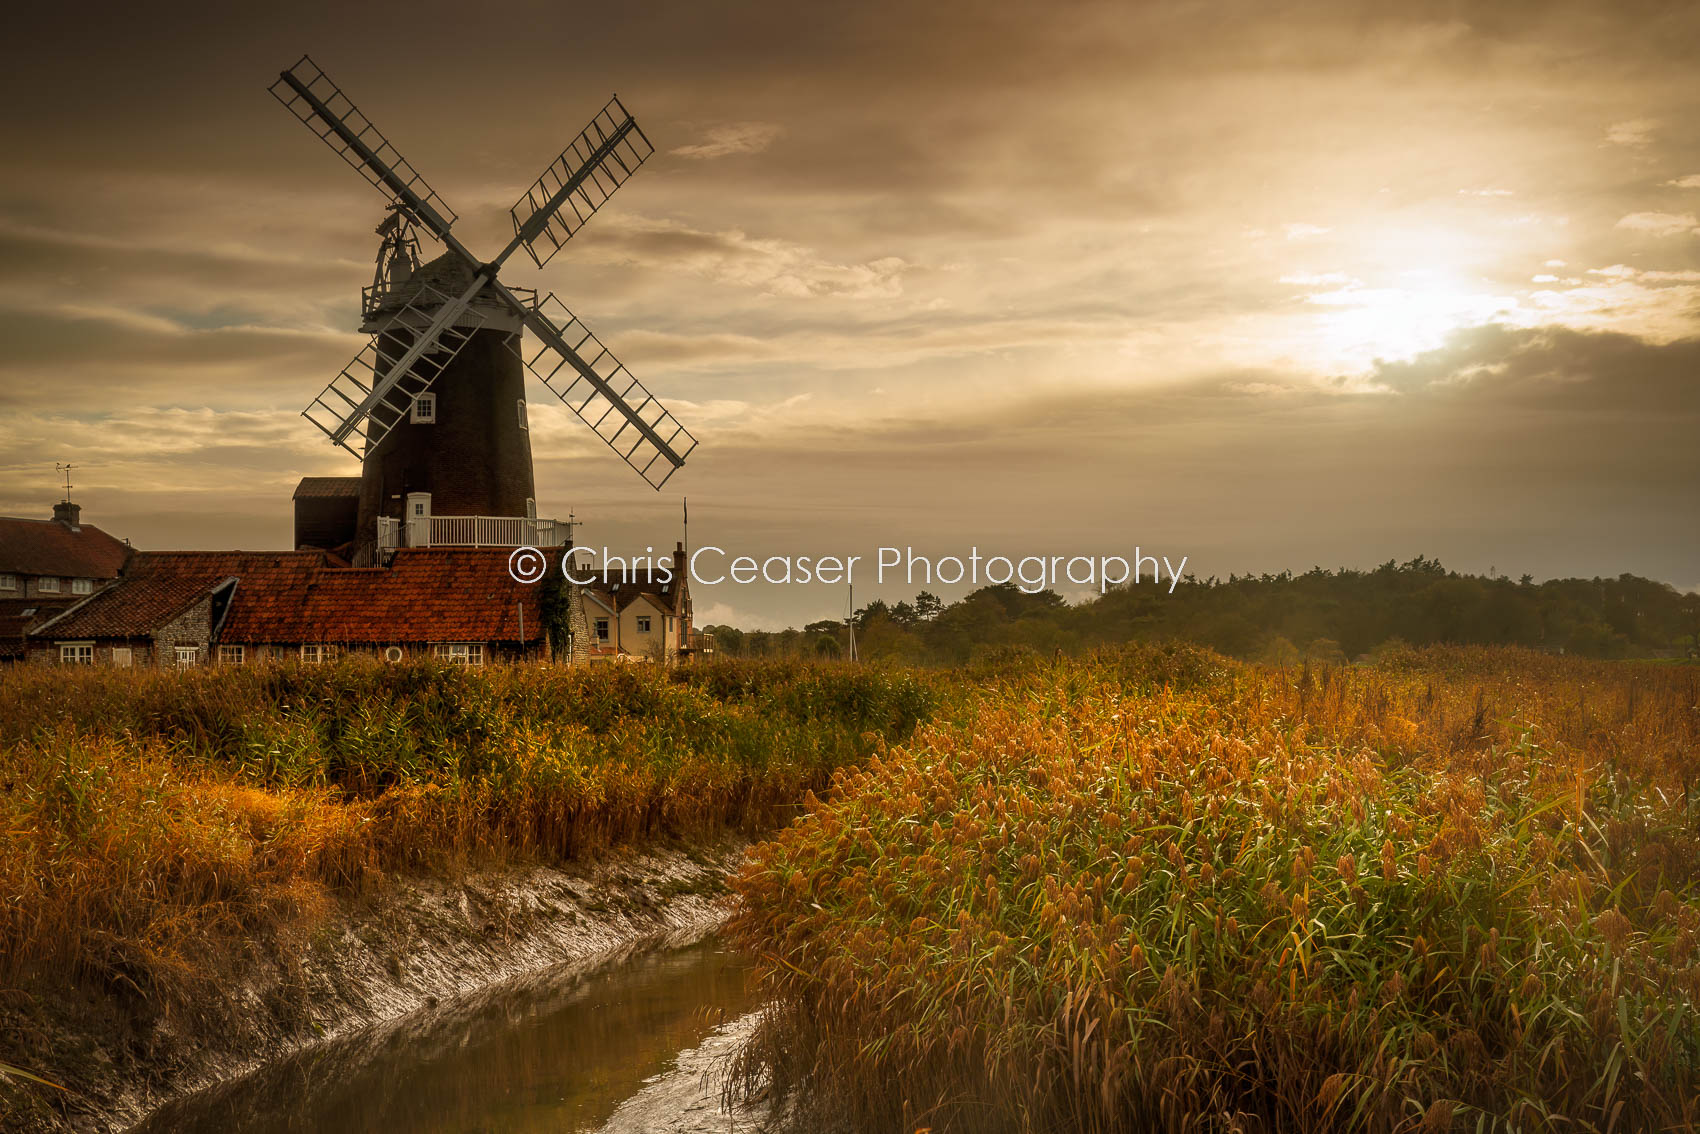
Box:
[72,578,93,595]
[517,399,528,430]
[411,392,437,424]
[39,577,61,593]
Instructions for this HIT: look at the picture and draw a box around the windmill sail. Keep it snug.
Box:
[302,285,489,458]
[520,295,697,489]
[269,56,459,243]
[274,57,697,491]
[508,98,654,269]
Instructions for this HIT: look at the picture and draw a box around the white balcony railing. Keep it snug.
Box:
[377,515,572,553]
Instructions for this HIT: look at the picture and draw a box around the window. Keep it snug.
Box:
[595,618,610,642]
[636,616,651,633]
[60,642,93,665]
[434,643,483,666]
[411,499,429,518]
[300,643,326,664]
[218,644,245,665]
[39,577,61,593]
[111,647,132,667]
[411,392,436,423]
[72,578,93,595]
[517,398,528,429]
[175,646,200,668]
[0,574,14,590]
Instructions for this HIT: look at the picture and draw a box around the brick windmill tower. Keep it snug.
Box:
[276,57,697,565]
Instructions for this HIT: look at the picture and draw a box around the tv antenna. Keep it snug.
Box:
[55,463,75,503]
[270,57,698,490]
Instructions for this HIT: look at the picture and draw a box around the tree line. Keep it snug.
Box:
[701,556,1700,664]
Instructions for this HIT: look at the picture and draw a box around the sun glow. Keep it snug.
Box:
[1296,268,1519,369]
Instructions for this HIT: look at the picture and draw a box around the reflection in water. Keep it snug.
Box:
[131,939,754,1134]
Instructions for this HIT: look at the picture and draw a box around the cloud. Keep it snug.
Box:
[576,215,909,299]
[671,122,784,160]
[1367,324,1700,414]
[1605,118,1657,147]
[1615,211,1700,237]
[1666,174,1700,189]
[1282,223,1331,240]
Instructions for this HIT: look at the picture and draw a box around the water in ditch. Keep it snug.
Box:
[130,937,768,1134]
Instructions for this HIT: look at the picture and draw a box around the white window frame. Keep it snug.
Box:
[517,398,528,430]
[434,642,484,666]
[300,643,327,664]
[636,615,651,633]
[175,646,200,668]
[39,577,61,593]
[411,392,437,424]
[0,573,15,591]
[60,642,93,665]
[111,647,132,668]
[218,644,245,665]
[595,618,610,642]
[72,578,93,595]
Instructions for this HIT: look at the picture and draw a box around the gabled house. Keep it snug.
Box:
[581,542,697,664]
[27,552,322,667]
[0,501,132,662]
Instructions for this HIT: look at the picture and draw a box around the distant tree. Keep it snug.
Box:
[853,600,891,629]
[704,560,1693,664]
[1305,638,1349,666]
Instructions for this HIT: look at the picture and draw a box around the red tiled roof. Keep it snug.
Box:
[28,548,568,649]
[32,552,323,641]
[0,517,130,579]
[293,476,363,500]
[0,597,80,658]
[223,547,550,644]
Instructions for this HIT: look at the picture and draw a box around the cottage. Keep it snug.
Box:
[218,547,589,664]
[0,501,131,662]
[581,542,701,664]
[27,552,321,667]
[26,547,592,667]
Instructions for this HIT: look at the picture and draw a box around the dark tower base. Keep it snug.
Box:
[351,253,537,565]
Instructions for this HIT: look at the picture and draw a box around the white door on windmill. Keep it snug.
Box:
[406,492,431,548]
[272,56,699,491]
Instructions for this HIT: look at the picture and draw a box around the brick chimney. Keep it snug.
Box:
[52,501,81,530]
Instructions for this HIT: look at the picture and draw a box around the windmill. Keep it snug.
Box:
[269,57,696,561]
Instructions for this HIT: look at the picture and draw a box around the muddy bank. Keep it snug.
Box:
[1,838,747,1134]
[134,939,768,1134]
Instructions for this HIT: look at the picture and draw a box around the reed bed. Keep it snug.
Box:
[0,658,939,1011]
[730,645,1700,1133]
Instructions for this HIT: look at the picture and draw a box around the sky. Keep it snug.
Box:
[2,0,1697,629]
